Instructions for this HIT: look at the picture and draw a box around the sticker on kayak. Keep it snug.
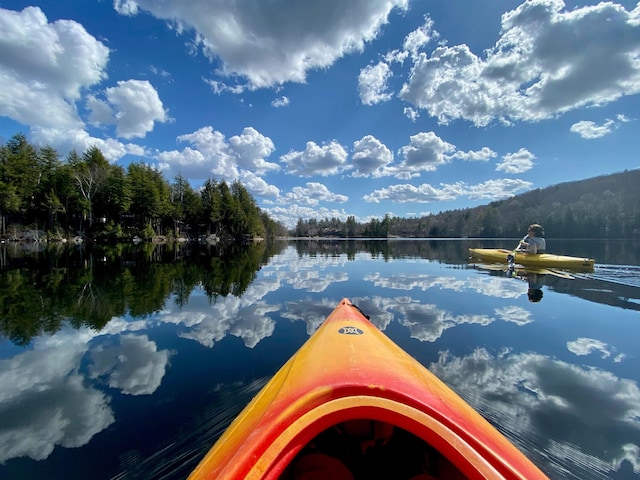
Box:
[338,326,364,335]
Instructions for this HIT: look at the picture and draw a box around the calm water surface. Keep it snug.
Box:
[1,239,639,479]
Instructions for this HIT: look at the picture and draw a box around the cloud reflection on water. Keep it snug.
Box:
[430,348,640,478]
[89,334,172,395]
[567,337,625,362]
[0,326,171,462]
[0,329,113,463]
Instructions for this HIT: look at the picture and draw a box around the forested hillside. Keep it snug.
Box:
[0,134,287,242]
[292,169,640,238]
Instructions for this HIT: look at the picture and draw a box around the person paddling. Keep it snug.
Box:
[515,224,546,254]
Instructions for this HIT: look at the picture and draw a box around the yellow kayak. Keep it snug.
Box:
[189,298,548,479]
[469,248,595,270]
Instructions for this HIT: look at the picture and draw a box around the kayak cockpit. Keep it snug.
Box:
[279,419,467,480]
[250,394,514,480]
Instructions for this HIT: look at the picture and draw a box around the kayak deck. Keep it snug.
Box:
[189,298,548,479]
[469,247,595,270]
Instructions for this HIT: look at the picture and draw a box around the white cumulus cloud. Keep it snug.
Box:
[358,62,393,105]
[570,115,631,139]
[400,0,640,126]
[280,182,348,207]
[87,79,169,139]
[0,6,109,129]
[396,131,455,176]
[496,148,536,174]
[351,135,394,177]
[363,178,531,204]
[114,0,409,90]
[280,140,348,177]
[156,126,280,199]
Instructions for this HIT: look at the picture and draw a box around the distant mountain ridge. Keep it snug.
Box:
[413,169,640,238]
[291,169,640,238]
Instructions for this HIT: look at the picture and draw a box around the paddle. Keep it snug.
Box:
[508,234,529,265]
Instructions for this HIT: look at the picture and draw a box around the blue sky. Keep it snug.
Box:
[1,0,639,228]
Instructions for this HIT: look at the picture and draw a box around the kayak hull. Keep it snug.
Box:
[469,247,595,270]
[189,298,548,479]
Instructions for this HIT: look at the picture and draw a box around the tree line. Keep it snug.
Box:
[0,134,287,242]
[4,132,638,242]
[291,169,640,239]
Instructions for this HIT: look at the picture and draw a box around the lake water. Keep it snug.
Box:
[1,238,639,479]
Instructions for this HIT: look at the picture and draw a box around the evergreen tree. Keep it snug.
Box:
[1,134,39,233]
[201,178,223,236]
[170,174,201,238]
[127,163,171,237]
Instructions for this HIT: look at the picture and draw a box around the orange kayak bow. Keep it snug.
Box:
[189,298,548,479]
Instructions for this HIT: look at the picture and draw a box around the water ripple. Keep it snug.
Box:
[110,377,268,480]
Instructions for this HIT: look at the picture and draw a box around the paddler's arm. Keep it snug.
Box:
[515,235,529,252]
[520,241,539,254]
